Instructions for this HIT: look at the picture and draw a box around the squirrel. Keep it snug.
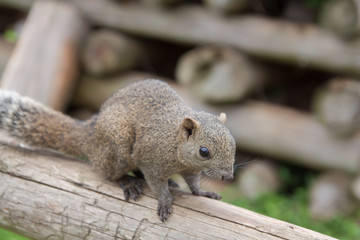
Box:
[0,79,236,221]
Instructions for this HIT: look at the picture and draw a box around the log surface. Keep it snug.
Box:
[0,0,86,111]
[0,141,336,240]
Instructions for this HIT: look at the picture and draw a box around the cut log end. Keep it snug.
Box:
[313,78,360,138]
[82,29,142,77]
[175,46,264,103]
[319,0,359,38]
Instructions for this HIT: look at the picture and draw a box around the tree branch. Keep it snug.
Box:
[0,141,335,240]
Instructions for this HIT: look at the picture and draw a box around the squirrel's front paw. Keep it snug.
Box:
[157,195,173,222]
[192,190,222,200]
[118,175,143,201]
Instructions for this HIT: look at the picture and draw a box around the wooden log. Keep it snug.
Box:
[57,1,360,75]
[0,141,336,240]
[72,77,360,173]
[0,0,87,111]
[4,1,360,74]
[313,78,360,138]
[0,39,13,77]
[175,46,265,103]
[318,0,360,38]
[82,29,141,77]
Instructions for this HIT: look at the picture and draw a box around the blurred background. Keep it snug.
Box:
[0,0,360,239]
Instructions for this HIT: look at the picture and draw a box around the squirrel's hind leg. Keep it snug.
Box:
[118,175,143,201]
[89,144,143,201]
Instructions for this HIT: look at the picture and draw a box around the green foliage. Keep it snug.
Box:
[0,228,29,240]
[222,167,360,240]
[305,0,328,9]
[3,29,18,43]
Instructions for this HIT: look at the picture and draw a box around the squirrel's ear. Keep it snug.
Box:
[219,113,227,124]
[181,117,199,139]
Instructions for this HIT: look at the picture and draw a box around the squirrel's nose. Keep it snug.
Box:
[221,174,233,181]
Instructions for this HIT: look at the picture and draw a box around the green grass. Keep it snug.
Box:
[2,29,17,43]
[0,228,29,240]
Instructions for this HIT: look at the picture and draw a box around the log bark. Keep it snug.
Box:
[175,46,265,103]
[0,0,87,111]
[3,0,360,74]
[0,141,336,240]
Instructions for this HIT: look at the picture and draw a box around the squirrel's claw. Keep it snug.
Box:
[118,175,143,201]
[192,190,222,200]
[157,195,173,222]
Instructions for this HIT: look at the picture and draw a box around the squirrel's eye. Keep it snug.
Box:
[199,146,210,158]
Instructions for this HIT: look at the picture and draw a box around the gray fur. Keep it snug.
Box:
[0,80,236,221]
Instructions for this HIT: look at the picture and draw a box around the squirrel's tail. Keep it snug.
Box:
[0,90,92,157]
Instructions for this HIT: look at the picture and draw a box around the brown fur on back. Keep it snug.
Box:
[0,79,236,221]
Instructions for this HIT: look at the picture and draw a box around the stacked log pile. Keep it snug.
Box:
[0,0,360,238]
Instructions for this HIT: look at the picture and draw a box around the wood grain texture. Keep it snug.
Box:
[0,141,336,240]
[0,0,87,111]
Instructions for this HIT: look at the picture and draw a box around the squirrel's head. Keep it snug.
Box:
[177,112,236,181]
